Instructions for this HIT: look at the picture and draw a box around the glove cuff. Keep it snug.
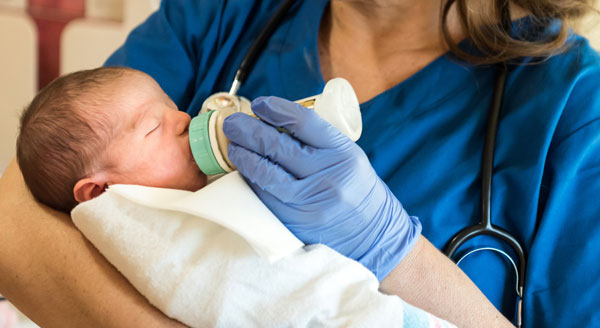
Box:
[359,210,422,281]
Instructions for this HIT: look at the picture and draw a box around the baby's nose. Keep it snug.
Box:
[171,110,191,135]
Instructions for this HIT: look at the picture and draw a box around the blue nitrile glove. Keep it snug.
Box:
[222,96,422,281]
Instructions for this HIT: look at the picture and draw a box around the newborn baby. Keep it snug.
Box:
[17,66,206,213]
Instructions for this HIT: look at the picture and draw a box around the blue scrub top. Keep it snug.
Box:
[106,0,600,325]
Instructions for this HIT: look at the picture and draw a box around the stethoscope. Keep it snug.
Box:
[220,0,527,326]
[441,1,526,327]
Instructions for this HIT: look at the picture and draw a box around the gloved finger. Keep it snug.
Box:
[223,113,339,178]
[228,142,304,203]
[244,178,336,241]
[251,96,349,149]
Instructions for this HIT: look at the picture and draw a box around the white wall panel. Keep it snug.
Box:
[0,0,26,10]
[0,11,36,174]
[61,0,159,74]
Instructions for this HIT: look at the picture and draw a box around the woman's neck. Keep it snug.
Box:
[325,0,463,54]
[318,0,462,102]
[318,0,529,103]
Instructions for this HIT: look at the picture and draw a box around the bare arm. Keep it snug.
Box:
[0,159,186,328]
[380,236,513,327]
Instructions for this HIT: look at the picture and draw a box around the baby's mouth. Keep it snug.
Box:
[184,124,191,155]
[186,140,194,162]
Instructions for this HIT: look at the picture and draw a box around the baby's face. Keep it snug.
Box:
[104,72,207,191]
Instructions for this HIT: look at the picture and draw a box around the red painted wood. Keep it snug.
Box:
[28,0,85,90]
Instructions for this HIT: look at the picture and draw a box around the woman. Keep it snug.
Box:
[1,0,598,326]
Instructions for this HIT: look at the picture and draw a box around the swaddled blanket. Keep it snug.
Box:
[71,171,454,327]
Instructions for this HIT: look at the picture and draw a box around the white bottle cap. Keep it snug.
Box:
[313,78,362,141]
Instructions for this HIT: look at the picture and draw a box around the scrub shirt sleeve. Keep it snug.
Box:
[530,65,600,326]
[104,0,220,110]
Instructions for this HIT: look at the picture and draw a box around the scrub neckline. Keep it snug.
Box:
[278,0,555,112]
[278,0,459,110]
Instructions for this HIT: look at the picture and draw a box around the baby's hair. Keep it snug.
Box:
[16,66,137,213]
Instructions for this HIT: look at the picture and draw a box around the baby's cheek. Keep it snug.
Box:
[106,141,142,169]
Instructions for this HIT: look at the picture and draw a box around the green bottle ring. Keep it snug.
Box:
[189,111,226,175]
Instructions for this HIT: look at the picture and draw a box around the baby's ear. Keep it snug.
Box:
[73,176,108,203]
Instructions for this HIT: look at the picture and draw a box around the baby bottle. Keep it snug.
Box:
[189,78,362,176]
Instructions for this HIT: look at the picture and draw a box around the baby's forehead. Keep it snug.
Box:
[80,102,122,141]
[104,73,162,133]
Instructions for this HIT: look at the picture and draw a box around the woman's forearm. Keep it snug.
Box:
[0,159,185,328]
[380,236,513,327]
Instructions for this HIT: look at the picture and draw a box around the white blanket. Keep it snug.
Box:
[71,172,454,327]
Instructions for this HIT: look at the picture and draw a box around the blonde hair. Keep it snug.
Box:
[442,0,599,64]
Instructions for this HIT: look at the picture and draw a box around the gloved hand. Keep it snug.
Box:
[222,96,421,281]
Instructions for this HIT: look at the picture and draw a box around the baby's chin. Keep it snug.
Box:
[185,169,208,191]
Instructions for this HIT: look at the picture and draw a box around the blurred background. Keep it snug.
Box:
[0,0,159,178]
[0,0,598,327]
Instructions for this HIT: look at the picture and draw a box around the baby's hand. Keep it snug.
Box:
[0,299,17,328]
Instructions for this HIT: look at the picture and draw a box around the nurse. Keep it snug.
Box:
[0,0,598,326]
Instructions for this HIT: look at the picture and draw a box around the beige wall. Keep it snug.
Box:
[577,10,600,50]
[0,10,36,174]
[0,0,25,10]
[61,0,158,74]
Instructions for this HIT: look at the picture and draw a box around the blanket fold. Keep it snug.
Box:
[71,172,454,327]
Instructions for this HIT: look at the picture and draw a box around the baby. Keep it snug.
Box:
[17,67,207,213]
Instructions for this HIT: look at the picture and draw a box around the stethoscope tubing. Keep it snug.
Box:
[443,64,527,327]
[442,2,527,327]
[229,0,297,96]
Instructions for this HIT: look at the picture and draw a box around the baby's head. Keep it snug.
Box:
[17,67,207,213]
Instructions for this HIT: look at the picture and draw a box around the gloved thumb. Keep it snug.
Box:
[251,96,350,150]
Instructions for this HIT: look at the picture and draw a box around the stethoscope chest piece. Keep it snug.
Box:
[200,92,252,115]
